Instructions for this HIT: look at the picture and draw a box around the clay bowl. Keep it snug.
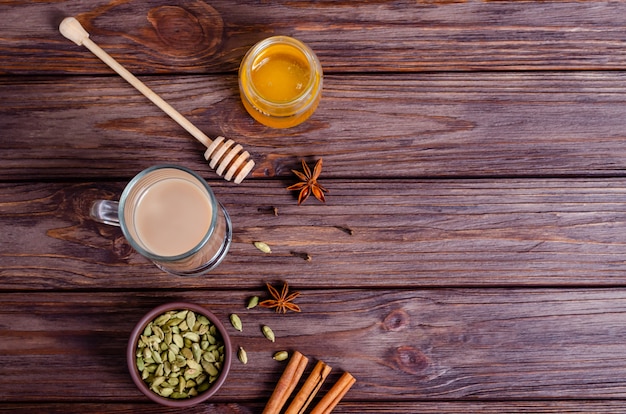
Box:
[127,302,232,407]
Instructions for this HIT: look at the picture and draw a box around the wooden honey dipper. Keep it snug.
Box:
[59,17,255,184]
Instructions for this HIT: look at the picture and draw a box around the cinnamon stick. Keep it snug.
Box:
[309,372,356,414]
[284,360,332,414]
[262,351,309,414]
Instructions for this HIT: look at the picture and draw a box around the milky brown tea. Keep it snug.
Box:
[90,165,231,275]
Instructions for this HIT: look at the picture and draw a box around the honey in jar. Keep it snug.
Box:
[239,36,323,128]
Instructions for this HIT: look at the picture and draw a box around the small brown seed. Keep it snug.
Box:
[291,251,312,261]
[335,225,355,235]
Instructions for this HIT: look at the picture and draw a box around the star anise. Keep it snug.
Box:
[259,282,301,313]
[286,158,328,205]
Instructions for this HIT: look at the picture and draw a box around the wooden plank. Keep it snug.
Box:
[2,179,626,290]
[3,401,626,413]
[4,1,626,74]
[3,73,626,180]
[319,402,626,413]
[2,289,626,401]
[0,404,264,414]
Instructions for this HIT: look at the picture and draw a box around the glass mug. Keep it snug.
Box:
[90,165,232,276]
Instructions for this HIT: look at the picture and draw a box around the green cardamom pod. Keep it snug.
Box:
[186,312,197,332]
[262,325,275,342]
[229,314,243,332]
[273,351,289,361]
[238,346,248,364]
[182,332,200,342]
[153,313,171,326]
[254,241,272,253]
[158,387,174,397]
[246,296,259,309]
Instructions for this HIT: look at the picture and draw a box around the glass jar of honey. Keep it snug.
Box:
[239,36,323,129]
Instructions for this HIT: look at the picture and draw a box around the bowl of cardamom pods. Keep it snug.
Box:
[127,302,232,407]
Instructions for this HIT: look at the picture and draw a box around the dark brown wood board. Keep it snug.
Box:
[3,73,626,181]
[4,0,626,412]
[2,289,626,402]
[4,1,626,74]
[2,179,626,289]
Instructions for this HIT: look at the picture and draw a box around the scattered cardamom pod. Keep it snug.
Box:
[262,325,275,342]
[254,241,272,254]
[229,314,243,332]
[238,346,248,364]
[246,296,259,309]
[273,351,289,361]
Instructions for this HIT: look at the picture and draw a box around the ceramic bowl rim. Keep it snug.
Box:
[126,301,232,407]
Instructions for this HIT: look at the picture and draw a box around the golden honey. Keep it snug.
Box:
[239,36,323,128]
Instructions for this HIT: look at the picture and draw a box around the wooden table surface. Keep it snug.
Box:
[3,0,626,412]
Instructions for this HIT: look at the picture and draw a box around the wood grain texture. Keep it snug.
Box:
[4,72,626,181]
[2,289,626,402]
[4,0,626,411]
[4,0,626,74]
[2,179,626,290]
[3,401,626,413]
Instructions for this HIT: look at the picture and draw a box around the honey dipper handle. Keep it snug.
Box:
[60,18,213,149]
[59,17,255,183]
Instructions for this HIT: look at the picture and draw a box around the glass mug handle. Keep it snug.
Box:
[90,200,120,227]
